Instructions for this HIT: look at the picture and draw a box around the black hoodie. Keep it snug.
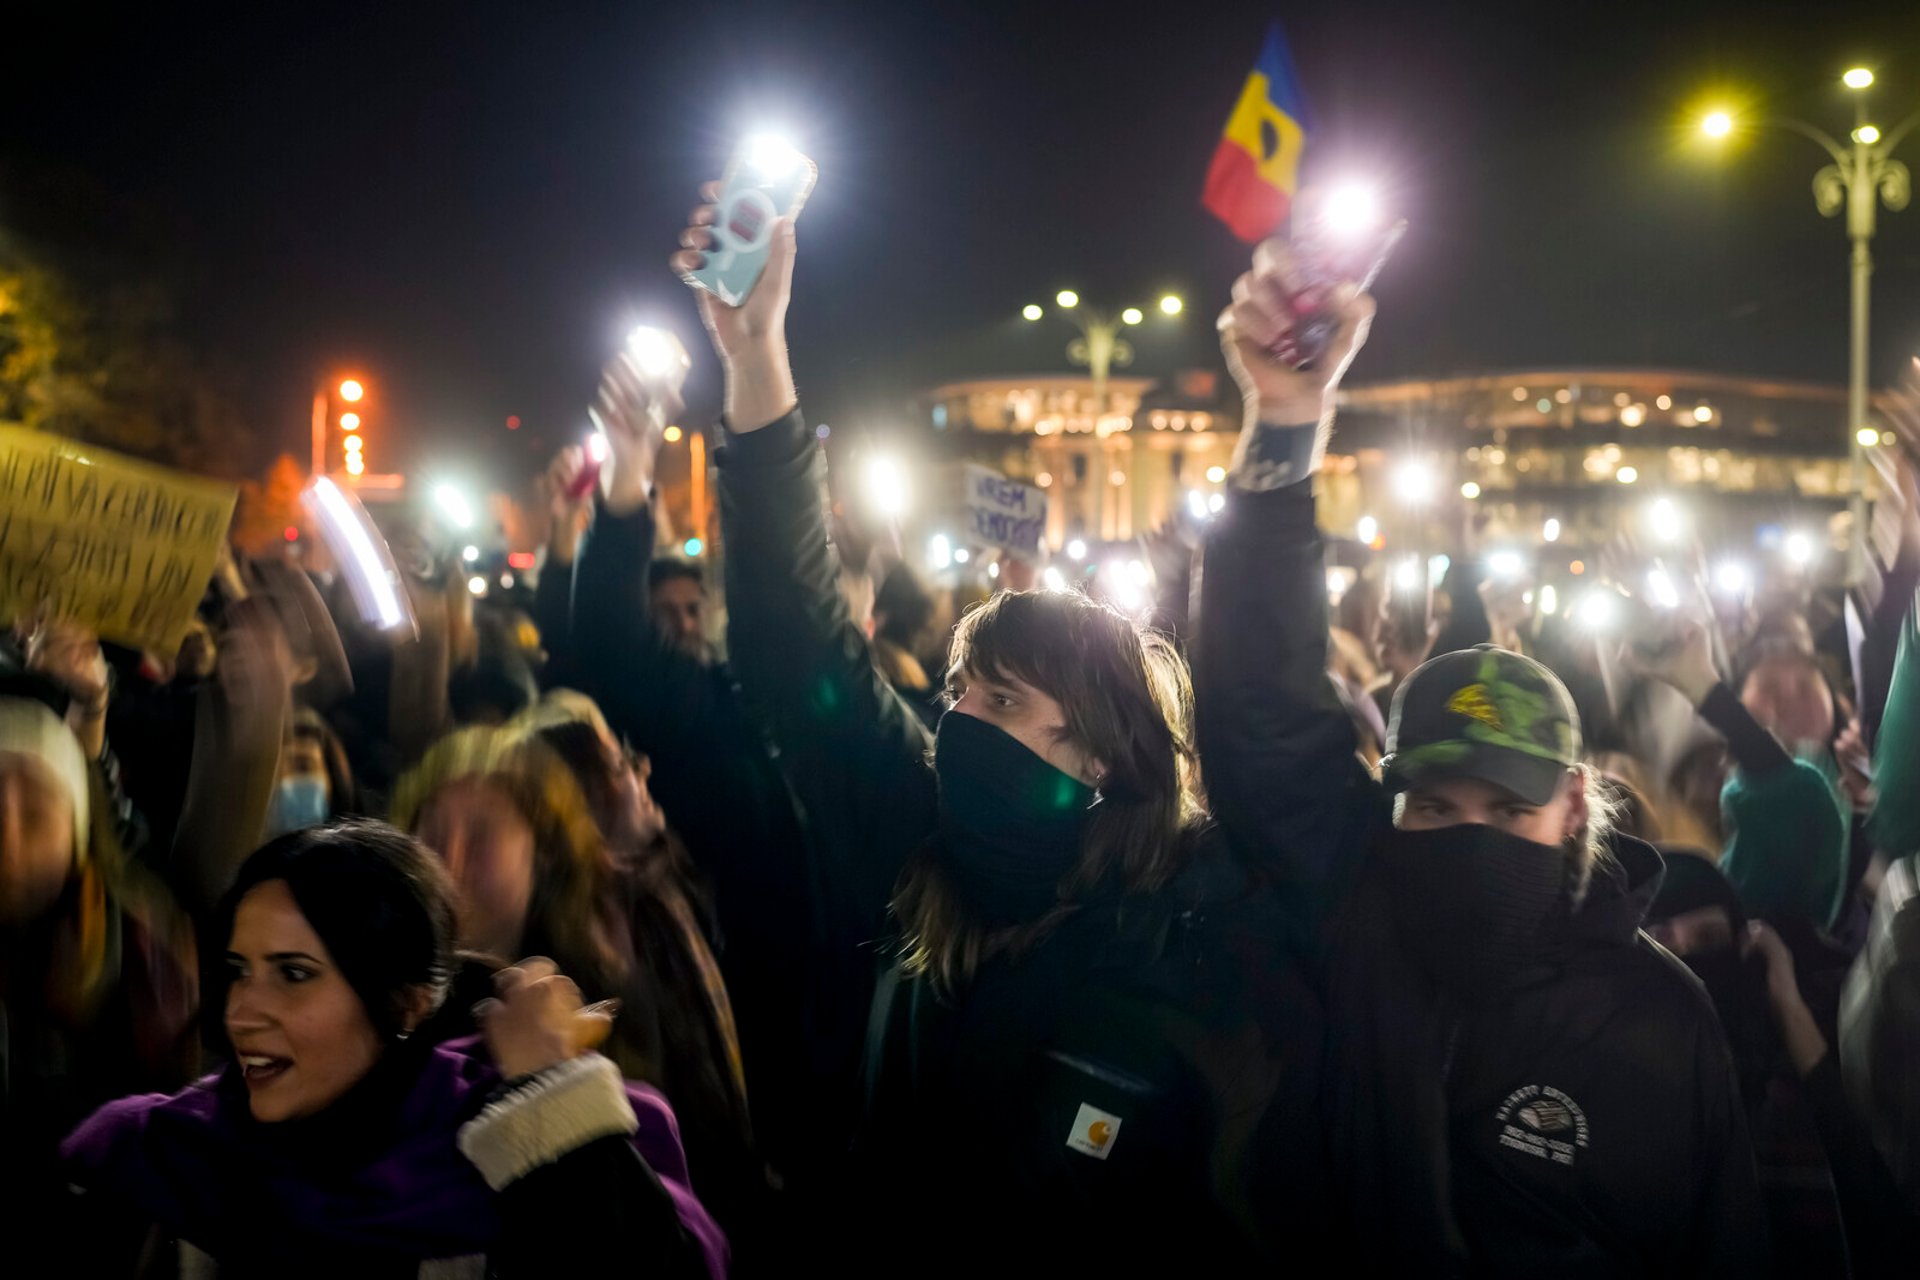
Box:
[1326,833,1772,1276]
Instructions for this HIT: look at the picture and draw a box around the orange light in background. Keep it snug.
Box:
[507,552,536,570]
[344,434,363,452]
[340,412,361,431]
[345,456,365,476]
[284,526,299,542]
[663,425,684,444]
[506,415,521,431]
[1569,560,1586,575]
[339,379,365,402]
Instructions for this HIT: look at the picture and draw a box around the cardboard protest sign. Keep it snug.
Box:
[963,464,1047,558]
[0,428,237,653]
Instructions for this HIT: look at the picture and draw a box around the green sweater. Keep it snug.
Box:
[1870,598,1920,858]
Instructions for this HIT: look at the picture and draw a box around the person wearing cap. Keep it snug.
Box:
[1199,237,1769,1273]
[0,674,197,1246]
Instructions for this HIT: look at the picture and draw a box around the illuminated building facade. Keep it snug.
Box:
[916,366,1877,561]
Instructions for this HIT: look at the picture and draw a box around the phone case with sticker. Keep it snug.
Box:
[683,141,817,307]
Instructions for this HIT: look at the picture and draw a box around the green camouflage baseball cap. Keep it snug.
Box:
[1382,644,1582,806]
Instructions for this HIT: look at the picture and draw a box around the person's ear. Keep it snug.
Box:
[397,983,440,1038]
[1562,770,1590,843]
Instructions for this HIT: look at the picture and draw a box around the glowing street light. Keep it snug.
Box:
[338,379,365,403]
[1542,517,1562,543]
[340,412,361,431]
[1067,538,1088,561]
[1615,466,1640,485]
[1697,68,1920,580]
[1702,110,1734,138]
[467,575,488,597]
[1460,481,1481,499]
[1392,557,1421,590]
[1356,514,1379,545]
[1206,465,1227,483]
[1025,287,1187,412]
[1785,531,1815,567]
[1858,425,1882,447]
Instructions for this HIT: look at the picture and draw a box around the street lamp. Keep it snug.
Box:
[1702,69,1917,578]
[1021,290,1186,412]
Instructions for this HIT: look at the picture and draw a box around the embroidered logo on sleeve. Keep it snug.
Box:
[1494,1085,1589,1167]
[1065,1103,1123,1160]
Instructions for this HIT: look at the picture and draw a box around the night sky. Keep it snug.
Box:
[7,1,1920,487]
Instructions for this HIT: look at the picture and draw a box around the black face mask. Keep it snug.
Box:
[1379,823,1570,1000]
[933,710,1095,928]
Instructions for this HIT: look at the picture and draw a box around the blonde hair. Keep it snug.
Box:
[390,724,629,993]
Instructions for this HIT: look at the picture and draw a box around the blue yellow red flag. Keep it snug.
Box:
[1202,22,1311,243]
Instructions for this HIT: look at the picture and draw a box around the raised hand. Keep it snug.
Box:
[476,957,615,1079]
[1218,238,1375,430]
[588,351,678,518]
[543,446,595,565]
[1615,616,1719,707]
[670,181,797,432]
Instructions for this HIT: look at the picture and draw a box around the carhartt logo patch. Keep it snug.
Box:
[1446,684,1503,731]
[1065,1103,1122,1160]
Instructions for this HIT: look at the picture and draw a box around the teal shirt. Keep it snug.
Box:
[1871,601,1920,859]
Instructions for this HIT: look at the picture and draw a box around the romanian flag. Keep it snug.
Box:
[1202,23,1311,243]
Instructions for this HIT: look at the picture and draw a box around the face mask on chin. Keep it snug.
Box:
[932,710,1095,929]
[1379,822,1571,1000]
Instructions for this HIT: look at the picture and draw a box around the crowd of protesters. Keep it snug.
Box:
[3,191,1920,1277]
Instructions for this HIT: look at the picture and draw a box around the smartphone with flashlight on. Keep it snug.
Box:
[682,136,818,307]
[570,326,693,500]
[1280,203,1408,370]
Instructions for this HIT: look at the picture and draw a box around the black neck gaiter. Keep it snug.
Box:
[933,711,1094,928]
[1379,823,1570,1000]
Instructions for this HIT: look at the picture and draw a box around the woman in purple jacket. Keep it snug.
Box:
[62,820,727,1278]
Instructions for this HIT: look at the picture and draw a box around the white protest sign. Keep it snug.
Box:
[962,464,1048,558]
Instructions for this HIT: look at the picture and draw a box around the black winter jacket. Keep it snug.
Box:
[538,498,861,1187]
[1194,475,1770,1275]
[717,411,1330,1271]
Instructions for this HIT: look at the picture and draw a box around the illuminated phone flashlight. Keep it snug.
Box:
[626,326,691,387]
[745,132,802,180]
[432,483,476,530]
[1577,589,1620,630]
[1713,560,1752,596]
[1487,549,1527,580]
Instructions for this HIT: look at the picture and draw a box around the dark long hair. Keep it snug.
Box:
[894,589,1204,992]
[202,821,457,1056]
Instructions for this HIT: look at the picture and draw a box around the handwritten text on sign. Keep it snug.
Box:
[0,428,237,652]
[963,464,1047,556]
